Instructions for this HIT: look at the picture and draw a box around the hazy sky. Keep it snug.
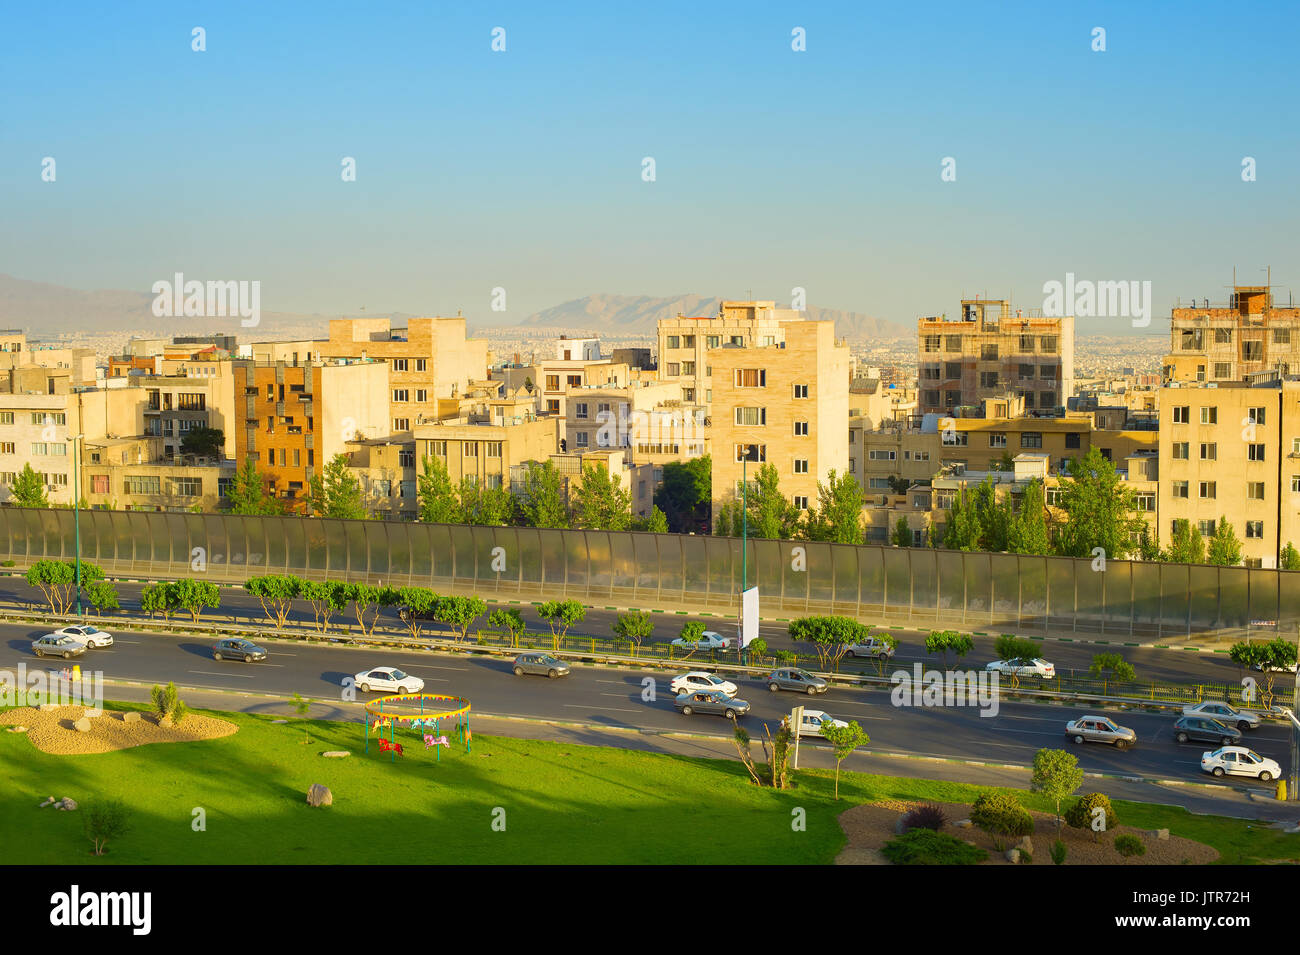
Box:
[3,1,1297,332]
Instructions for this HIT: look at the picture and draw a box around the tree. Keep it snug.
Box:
[747,463,801,539]
[1007,479,1052,555]
[714,501,742,537]
[573,464,632,530]
[140,583,173,620]
[804,470,864,544]
[970,790,1033,842]
[417,455,460,524]
[396,586,438,640]
[1031,748,1083,830]
[890,517,913,547]
[993,634,1044,688]
[11,463,48,508]
[1229,638,1298,710]
[83,799,131,856]
[537,599,585,652]
[1053,447,1143,560]
[1206,516,1242,567]
[1281,542,1300,571]
[84,580,120,615]
[1088,652,1136,683]
[489,608,528,646]
[167,579,220,624]
[942,488,983,551]
[346,583,392,637]
[225,459,281,515]
[820,720,870,800]
[924,629,974,670]
[676,620,705,658]
[612,610,653,654]
[244,575,301,629]
[290,692,312,744]
[656,456,711,534]
[732,726,763,786]
[433,595,487,643]
[179,426,224,460]
[631,505,669,533]
[516,461,568,528]
[25,559,105,614]
[788,616,866,672]
[457,479,514,525]
[1165,519,1205,564]
[309,453,367,519]
[149,681,187,725]
[301,579,347,632]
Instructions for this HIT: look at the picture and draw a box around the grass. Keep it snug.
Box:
[1,700,1297,864]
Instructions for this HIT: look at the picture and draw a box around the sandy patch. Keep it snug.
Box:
[0,705,237,755]
[836,799,1219,865]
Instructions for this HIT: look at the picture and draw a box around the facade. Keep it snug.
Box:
[1163,285,1300,384]
[413,413,559,490]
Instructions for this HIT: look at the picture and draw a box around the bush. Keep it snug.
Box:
[150,682,186,725]
[970,790,1034,838]
[902,803,947,832]
[1065,792,1118,835]
[1050,839,1068,865]
[880,829,987,865]
[1114,833,1146,857]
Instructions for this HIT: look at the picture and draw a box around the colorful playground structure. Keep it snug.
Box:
[364,693,472,762]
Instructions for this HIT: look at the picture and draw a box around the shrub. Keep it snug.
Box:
[970,790,1033,838]
[1050,839,1068,865]
[1065,792,1118,837]
[150,682,186,725]
[902,803,947,832]
[881,829,987,865]
[1114,833,1146,857]
[83,799,131,856]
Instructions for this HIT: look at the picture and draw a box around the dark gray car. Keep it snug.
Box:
[212,638,268,662]
[767,668,828,695]
[512,652,570,679]
[1173,716,1240,746]
[674,689,751,720]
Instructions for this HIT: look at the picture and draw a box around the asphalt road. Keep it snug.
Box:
[4,619,1291,799]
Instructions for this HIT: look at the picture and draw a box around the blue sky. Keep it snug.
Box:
[2,1,1297,330]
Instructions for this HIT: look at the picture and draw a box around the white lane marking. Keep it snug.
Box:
[188,670,256,678]
[562,704,642,713]
[401,664,469,672]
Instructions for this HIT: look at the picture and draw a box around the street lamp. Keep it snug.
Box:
[69,433,85,616]
[739,444,761,662]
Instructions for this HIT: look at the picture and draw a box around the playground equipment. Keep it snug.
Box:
[363,693,471,763]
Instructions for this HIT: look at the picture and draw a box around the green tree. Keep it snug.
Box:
[573,464,632,530]
[631,505,669,533]
[804,469,864,543]
[345,583,393,637]
[301,579,347,632]
[1030,748,1084,830]
[924,629,974,670]
[1165,519,1205,564]
[83,799,131,856]
[1281,542,1300,571]
[993,634,1045,688]
[1206,516,1243,566]
[225,459,281,515]
[675,620,705,658]
[396,586,438,639]
[167,578,220,624]
[489,607,528,646]
[179,426,224,460]
[747,463,801,539]
[84,580,120,615]
[612,610,653,654]
[655,456,711,534]
[714,501,742,537]
[1229,638,1298,710]
[537,599,586,652]
[433,594,487,643]
[1007,479,1052,555]
[11,463,49,508]
[1088,652,1136,682]
[140,583,173,620]
[417,455,460,523]
[890,516,913,547]
[1053,447,1142,559]
[515,460,568,528]
[788,616,867,672]
[820,719,871,800]
[244,575,302,628]
[25,559,105,614]
[942,488,983,551]
[457,479,514,525]
[309,453,367,519]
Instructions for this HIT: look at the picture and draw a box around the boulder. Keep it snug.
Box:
[122,711,141,724]
[1150,828,1169,841]
[73,717,93,733]
[39,797,56,808]
[1004,848,1020,863]
[306,784,332,807]
[59,798,78,811]
[6,726,28,733]
[38,703,63,712]
[271,719,288,724]
[1016,836,1034,855]
[322,751,351,758]
[83,708,103,719]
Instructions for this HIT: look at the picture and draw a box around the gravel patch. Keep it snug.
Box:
[0,705,237,755]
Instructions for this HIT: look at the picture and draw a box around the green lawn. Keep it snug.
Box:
[2,701,1295,864]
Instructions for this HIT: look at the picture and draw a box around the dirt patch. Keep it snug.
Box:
[0,705,237,755]
[835,799,1219,865]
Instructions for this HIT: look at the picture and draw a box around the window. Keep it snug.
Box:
[1135,494,1155,511]
[1019,335,1034,352]
[869,449,897,461]
[941,431,968,446]
[1020,432,1042,448]
[1213,362,1232,379]
[1198,520,1217,537]
[1248,407,1266,425]
[706,335,720,349]
[464,442,478,457]
[793,496,809,510]
[415,359,427,372]
[0,442,12,454]
[1018,364,1034,380]
[945,336,963,352]
[849,459,856,472]
[393,418,410,431]
[1064,432,1081,449]
[1172,480,1189,498]
[567,375,581,388]
[794,421,809,436]
[989,433,1007,448]
[1248,482,1266,499]
[546,399,560,415]
[1172,442,1189,460]
[869,478,891,490]
[1172,406,1190,423]
[730,335,744,346]
[1200,443,1217,460]
[31,412,66,425]
[666,336,680,349]
[1247,521,1264,539]
[980,344,998,361]
[400,480,416,497]
[1040,335,1057,352]
[922,335,941,353]
[1040,365,1057,379]
[392,359,408,372]
[486,442,502,457]
[793,384,809,399]
[546,375,560,391]
[415,389,428,403]
[681,361,696,375]
[1243,341,1263,361]
[575,433,589,449]
[431,440,448,456]
[0,412,11,425]
[1249,444,1266,461]
[1275,328,1291,344]
[1199,407,1217,424]
[574,403,589,419]
[399,449,415,468]
[734,369,766,387]
[1293,475,1300,493]
[979,372,999,388]
[735,407,766,426]
[945,362,962,379]
[1215,328,1233,344]
[734,444,766,462]
[172,477,202,496]
[30,443,47,456]
[393,389,409,402]
[793,459,809,474]
[123,475,161,495]
[91,475,109,494]
[1199,481,1216,499]
[1040,391,1056,408]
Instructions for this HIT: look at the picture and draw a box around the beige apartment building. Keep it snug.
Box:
[413,411,559,492]
[709,320,850,515]
[918,299,1075,415]
[1158,375,1300,567]
[1163,284,1300,385]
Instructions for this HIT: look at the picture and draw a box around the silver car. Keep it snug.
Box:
[1065,715,1137,749]
[512,653,570,679]
[32,634,87,659]
[767,668,828,695]
[1182,702,1260,732]
[848,637,895,659]
[674,689,751,720]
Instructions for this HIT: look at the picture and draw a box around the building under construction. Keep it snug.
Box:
[1164,281,1300,384]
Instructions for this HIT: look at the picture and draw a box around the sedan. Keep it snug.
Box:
[669,671,739,697]
[847,637,895,659]
[32,634,87,659]
[352,667,424,694]
[53,624,113,648]
[1173,716,1240,747]
[212,638,268,663]
[512,653,570,679]
[1182,701,1261,732]
[796,709,848,739]
[985,658,1055,679]
[670,631,733,651]
[674,690,750,720]
[1201,746,1281,782]
[767,668,828,695]
[1065,715,1137,749]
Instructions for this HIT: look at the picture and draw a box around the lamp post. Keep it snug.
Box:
[69,433,84,616]
[740,444,760,662]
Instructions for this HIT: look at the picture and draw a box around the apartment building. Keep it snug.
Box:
[82,441,235,513]
[413,412,559,491]
[1163,284,1300,384]
[709,320,850,515]
[1158,376,1300,567]
[560,378,706,468]
[545,449,657,519]
[347,438,419,519]
[917,299,1075,415]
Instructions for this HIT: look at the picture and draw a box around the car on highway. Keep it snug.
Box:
[1065,715,1136,749]
[1181,701,1261,731]
[1252,659,1299,674]
[31,633,87,659]
[985,657,1055,679]
[674,689,750,720]
[212,638,268,663]
[847,636,894,659]
[670,630,733,651]
[512,652,569,679]
[1200,746,1281,782]
[766,667,828,694]
[669,671,739,697]
[352,667,424,694]
[397,604,440,623]
[1173,715,1240,747]
[52,624,113,648]
[795,709,848,739]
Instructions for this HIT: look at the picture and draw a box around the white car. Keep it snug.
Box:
[670,630,732,651]
[1182,702,1261,731]
[985,657,1055,678]
[796,709,848,739]
[53,624,113,648]
[668,671,739,697]
[352,667,424,694]
[1200,746,1281,782]
[1252,660,1299,674]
